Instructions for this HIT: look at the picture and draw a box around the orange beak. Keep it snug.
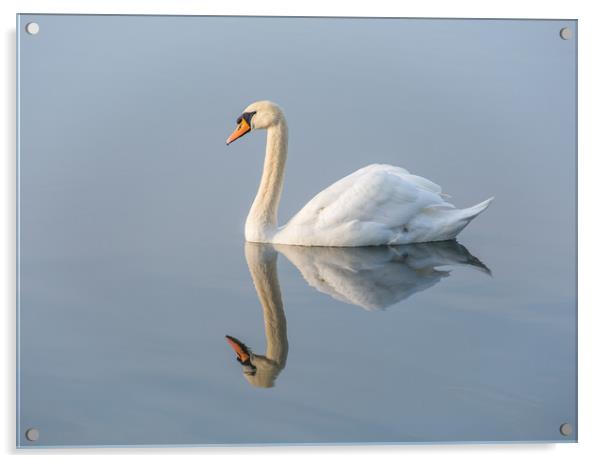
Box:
[225,335,251,364]
[226,118,251,145]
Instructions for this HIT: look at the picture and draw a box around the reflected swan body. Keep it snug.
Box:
[276,241,490,311]
[225,241,490,388]
[226,100,493,247]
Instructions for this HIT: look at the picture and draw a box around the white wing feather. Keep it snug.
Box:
[273,164,486,246]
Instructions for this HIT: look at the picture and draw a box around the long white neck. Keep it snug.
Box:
[244,243,288,388]
[245,120,288,242]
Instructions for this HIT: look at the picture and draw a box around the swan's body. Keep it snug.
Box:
[226,101,493,247]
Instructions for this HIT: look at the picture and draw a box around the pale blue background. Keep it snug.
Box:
[17,15,576,446]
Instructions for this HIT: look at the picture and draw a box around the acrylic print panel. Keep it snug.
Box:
[17,15,577,447]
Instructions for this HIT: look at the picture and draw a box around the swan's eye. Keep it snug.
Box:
[239,111,257,126]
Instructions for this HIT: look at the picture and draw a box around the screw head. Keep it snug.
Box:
[559,27,573,40]
[25,428,39,442]
[25,22,40,35]
[559,423,573,436]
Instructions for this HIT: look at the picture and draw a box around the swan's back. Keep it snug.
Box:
[273,164,492,247]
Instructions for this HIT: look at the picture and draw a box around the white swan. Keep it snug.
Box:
[226,101,493,247]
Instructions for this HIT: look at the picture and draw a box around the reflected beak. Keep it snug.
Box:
[226,118,251,145]
[225,335,251,364]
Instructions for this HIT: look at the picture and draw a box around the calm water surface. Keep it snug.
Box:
[18,15,576,446]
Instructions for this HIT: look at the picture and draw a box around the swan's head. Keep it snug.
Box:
[225,334,255,369]
[225,335,283,388]
[226,100,285,145]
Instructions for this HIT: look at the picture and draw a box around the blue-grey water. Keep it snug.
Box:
[17,15,576,446]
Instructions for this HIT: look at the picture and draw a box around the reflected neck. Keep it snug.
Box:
[245,243,288,369]
[245,121,288,242]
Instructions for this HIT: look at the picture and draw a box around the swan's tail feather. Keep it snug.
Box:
[410,197,493,243]
[437,196,493,240]
[457,197,494,222]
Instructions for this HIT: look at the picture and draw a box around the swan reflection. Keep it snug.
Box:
[226,243,288,388]
[276,240,490,311]
[226,241,489,387]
